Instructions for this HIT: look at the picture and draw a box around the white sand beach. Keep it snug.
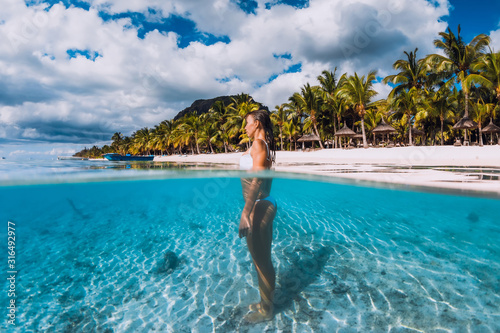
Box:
[155,146,500,196]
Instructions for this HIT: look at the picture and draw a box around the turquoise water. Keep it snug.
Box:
[1,161,499,332]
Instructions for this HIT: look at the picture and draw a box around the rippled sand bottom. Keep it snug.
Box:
[1,178,499,332]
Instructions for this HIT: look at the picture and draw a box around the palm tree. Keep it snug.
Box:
[426,25,490,121]
[472,99,495,146]
[227,94,259,148]
[294,83,324,148]
[465,49,500,108]
[285,95,305,148]
[421,87,457,145]
[199,113,219,153]
[162,120,176,155]
[318,69,343,147]
[363,104,385,144]
[111,132,123,153]
[283,117,300,151]
[337,70,378,148]
[208,100,231,153]
[180,112,203,154]
[389,87,422,145]
[384,48,429,94]
[287,93,304,121]
[119,136,132,155]
[270,104,288,151]
[149,126,162,155]
[89,145,102,158]
[172,117,194,154]
[151,120,173,155]
[132,127,152,154]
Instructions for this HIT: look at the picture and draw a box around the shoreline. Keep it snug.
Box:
[154,146,500,167]
[154,146,500,197]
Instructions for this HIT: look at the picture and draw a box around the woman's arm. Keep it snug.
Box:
[239,140,268,238]
[250,139,268,171]
[239,177,264,238]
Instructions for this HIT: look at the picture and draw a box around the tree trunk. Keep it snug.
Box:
[464,92,470,143]
[312,122,324,149]
[361,118,368,148]
[464,92,470,118]
[408,117,413,146]
[334,116,338,149]
[479,127,483,147]
[440,117,444,146]
[280,126,283,151]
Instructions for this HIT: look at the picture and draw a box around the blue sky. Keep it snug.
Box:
[446,0,500,42]
[0,0,499,159]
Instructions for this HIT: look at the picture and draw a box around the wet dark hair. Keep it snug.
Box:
[246,109,276,163]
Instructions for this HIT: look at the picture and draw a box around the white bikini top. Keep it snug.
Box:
[239,140,270,170]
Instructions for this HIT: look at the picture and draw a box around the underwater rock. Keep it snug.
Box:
[157,251,179,274]
[467,212,479,223]
[189,223,204,230]
[331,282,350,294]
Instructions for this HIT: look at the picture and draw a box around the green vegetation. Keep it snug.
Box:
[75,26,500,158]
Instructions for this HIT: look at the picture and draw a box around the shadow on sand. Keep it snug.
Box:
[273,245,332,313]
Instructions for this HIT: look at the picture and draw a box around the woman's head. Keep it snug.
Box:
[245,110,276,162]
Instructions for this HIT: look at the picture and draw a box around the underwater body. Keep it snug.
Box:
[0,160,499,332]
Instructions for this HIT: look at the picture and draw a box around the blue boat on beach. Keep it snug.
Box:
[103,153,154,161]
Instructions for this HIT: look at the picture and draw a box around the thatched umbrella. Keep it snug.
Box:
[372,119,396,143]
[453,116,478,145]
[297,133,321,150]
[334,125,356,148]
[334,125,356,137]
[482,118,500,144]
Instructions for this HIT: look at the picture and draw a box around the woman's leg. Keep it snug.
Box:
[245,200,277,323]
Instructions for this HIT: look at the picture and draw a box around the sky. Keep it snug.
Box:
[1,0,500,159]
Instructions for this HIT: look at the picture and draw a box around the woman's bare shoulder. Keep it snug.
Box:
[251,139,267,153]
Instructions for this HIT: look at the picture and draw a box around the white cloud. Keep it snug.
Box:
[9,149,45,156]
[490,28,500,51]
[47,147,77,156]
[0,0,451,147]
[9,149,30,156]
[372,81,392,101]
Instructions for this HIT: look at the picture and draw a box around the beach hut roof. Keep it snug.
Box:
[353,133,363,139]
[453,116,478,130]
[334,125,356,137]
[482,119,500,133]
[297,133,321,142]
[372,118,396,134]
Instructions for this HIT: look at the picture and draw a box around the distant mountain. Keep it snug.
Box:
[173,95,269,120]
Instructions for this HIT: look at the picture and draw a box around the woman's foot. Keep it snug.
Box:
[244,302,273,323]
[248,303,261,311]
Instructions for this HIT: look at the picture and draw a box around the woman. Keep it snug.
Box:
[239,110,277,323]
